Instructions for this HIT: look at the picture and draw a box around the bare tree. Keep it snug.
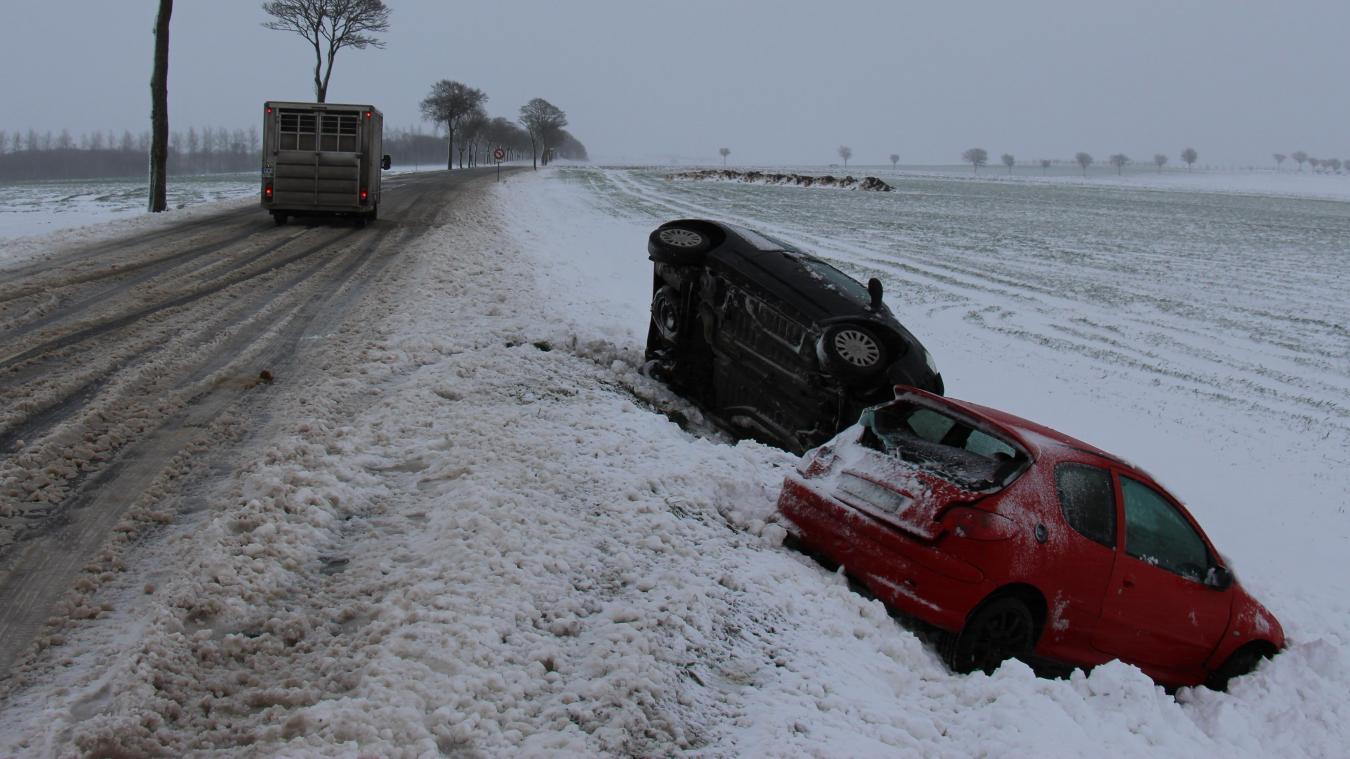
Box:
[962,147,988,173]
[838,145,852,170]
[555,130,589,161]
[719,147,730,166]
[1109,153,1130,175]
[1292,150,1308,172]
[420,80,487,170]
[889,153,899,170]
[1001,153,1015,174]
[1273,153,1286,171]
[1181,147,1198,172]
[519,98,567,169]
[1039,158,1051,174]
[261,0,391,103]
[485,116,527,161]
[1075,152,1093,177]
[1153,153,1167,172]
[1329,158,1343,174]
[148,0,172,212]
[459,107,489,168]
[1309,157,1321,172]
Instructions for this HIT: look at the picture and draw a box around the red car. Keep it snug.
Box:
[777,387,1283,690]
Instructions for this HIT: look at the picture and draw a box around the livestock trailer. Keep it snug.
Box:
[260,101,390,226]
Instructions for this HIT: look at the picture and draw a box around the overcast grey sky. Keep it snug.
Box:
[5,1,1349,166]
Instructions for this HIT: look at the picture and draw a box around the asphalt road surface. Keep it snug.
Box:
[0,167,510,678]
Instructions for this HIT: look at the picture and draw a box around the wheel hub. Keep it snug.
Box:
[658,228,704,248]
[833,329,881,366]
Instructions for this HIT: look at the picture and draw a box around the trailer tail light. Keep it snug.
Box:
[264,183,273,200]
[365,111,372,119]
[359,188,369,203]
[265,106,273,114]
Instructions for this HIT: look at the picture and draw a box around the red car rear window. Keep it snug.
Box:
[860,400,1030,491]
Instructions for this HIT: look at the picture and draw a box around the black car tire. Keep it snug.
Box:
[946,597,1037,675]
[649,224,712,265]
[818,323,889,380]
[651,285,684,344]
[1205,644,1273,692]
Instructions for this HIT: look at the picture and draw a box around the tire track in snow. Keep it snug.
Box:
[0,169,499,680]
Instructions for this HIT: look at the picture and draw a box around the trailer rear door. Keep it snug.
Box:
[272,108,363,209]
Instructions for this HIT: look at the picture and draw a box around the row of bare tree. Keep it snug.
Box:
[0,127,268,180]
[418,81,584,171]
[1272,152,1349,173]
[958,147,1203,176]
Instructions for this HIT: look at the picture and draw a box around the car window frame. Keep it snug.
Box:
[1114,472,1215,583]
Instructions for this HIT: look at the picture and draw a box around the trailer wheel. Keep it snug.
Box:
[272,212,287,226]
[354,215,368,229]
[370,204,378,221]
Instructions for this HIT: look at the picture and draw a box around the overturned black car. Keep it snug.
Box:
[643,219,944,453]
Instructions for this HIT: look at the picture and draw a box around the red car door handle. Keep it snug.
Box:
[1122,576,1136,589]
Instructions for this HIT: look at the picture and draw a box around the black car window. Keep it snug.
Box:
[1055,463,1116,548]
[797,258,872,306]
[1120,476,1209,581]
[861,402,1027,490]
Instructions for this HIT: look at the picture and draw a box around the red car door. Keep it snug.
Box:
[1091,474,1233,672]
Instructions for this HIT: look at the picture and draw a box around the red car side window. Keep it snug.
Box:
[1120,476,1210,581]
[1055,463,1116,547]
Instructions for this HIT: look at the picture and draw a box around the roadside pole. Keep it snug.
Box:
[494,147,505,181]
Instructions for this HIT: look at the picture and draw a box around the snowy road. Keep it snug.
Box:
[0,168,507,678]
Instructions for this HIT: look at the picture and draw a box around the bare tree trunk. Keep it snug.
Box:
[446,126,454,170]
[148,0,172,213]
[320,43,337,102]
[311,36,325,102]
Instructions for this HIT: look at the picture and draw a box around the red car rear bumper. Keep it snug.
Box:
[778,475,989,633]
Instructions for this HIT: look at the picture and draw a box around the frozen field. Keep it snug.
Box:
[0,166,1346,756]
[0,174,257,241]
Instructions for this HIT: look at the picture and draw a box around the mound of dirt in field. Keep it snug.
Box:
[666,169,893,191]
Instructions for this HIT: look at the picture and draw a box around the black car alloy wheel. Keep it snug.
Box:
[658,227,706,249]
[649,224,713,265]
[819,323,888,379]
[949,597,1036,675]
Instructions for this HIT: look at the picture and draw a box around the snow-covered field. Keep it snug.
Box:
[0,167,1347,756]
[0,174,257,243]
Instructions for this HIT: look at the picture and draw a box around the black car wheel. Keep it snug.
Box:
[649,224,712,265]
[947,597,1037,675]
[1205,644,1274,692]
[651,285,684,344]
[818,323,889,379]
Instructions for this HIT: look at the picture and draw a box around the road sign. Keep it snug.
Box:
[493,147,505,161]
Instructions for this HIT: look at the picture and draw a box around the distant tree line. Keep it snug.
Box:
[0,126,261,180]
[946,145,1350,177]
[1275,151,1345,173]
[0,117,588,181]
[419,80,587,170]
[954,146,1209,176]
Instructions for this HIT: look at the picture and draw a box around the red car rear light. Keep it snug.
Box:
[799,444,836,477]
[943,507,1015,541]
